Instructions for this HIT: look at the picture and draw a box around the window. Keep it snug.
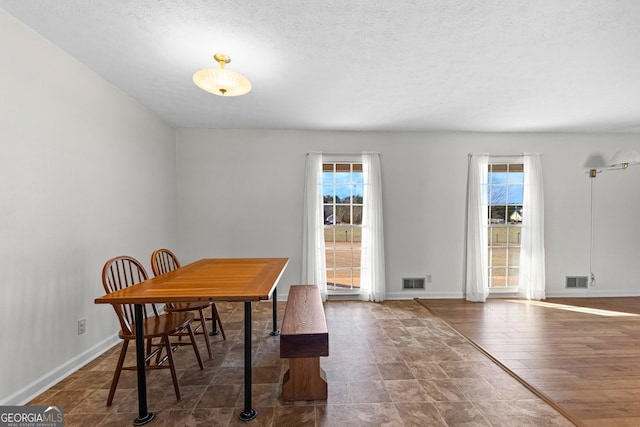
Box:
[487,163,523,288]
[466,153,544,302]
[322,162,363,291]
[303,152,385,301]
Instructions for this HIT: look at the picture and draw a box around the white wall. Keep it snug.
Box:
[0,10,177,404]
[176,129,640,299]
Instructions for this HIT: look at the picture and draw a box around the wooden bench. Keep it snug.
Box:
[280,284,329,401]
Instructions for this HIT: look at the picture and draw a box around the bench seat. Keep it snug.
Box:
[280,284,328,401]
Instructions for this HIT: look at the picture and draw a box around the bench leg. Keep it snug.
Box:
[282,357,327,401]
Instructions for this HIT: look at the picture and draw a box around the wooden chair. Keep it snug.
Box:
[150,249,226,360]
[101,256,204,406]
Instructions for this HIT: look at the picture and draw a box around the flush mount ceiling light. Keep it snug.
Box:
[192,53,251,97]
[590,149,640,178]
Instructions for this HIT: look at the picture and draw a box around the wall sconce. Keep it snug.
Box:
[589,150,640,178]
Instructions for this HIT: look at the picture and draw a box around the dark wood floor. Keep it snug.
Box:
[418,297,640,427]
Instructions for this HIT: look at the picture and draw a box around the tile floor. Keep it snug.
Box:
[28,300,574,426]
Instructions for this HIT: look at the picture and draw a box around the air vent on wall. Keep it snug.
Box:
[566,276,588,289]
[403,277,425,290]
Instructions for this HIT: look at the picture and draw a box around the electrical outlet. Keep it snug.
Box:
[78,319,86,335]
[426,274,432,283]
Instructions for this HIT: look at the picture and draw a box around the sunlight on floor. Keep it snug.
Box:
[506,299,640,317]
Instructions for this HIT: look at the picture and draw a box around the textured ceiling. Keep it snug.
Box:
[2,1,640,132]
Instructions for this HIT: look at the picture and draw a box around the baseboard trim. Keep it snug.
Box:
[279,290,465,301]
[280,288,640,301]
[546,289,640,298]
[385,291,464,300]
[1,333,120,406]
[326,293,361,301]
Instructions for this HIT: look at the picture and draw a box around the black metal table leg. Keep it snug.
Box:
[209,304,219,336]
[239,301,257,422]
[133,304,154,425]
[270,286,280,336]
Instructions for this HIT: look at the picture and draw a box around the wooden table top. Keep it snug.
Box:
[95,258,289,305]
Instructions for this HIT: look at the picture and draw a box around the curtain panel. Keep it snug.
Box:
[519,153,546,300]
[360,152,386,302]
[301,152,327,300]
[465,154,490,302]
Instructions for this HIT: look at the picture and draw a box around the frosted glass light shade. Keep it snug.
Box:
[193,68,251,96]
[607,149,640,167]
[193,53,251,97]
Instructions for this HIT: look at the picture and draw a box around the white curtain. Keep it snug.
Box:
[360,153,386,302]
[301,152,327,300]
[519,153,546,300]
[465,154,489,302]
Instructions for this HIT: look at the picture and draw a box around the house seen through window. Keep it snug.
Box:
[488,163,523,288]
[323,162,363,291]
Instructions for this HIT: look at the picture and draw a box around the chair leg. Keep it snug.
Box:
[163,336,181,402]
[197,308,213,359]
[107,340,129,406]
[186,323,204,370]
[149,338,163,366]
[212,304,226,340]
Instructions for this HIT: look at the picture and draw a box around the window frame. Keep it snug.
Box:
[322,158,363,294]
[487,157,524,291]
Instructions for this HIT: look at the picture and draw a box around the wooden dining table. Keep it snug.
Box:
[95,257,289,425]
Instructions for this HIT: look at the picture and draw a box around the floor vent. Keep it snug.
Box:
[403,277,425,290]
[566,276,588,289]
